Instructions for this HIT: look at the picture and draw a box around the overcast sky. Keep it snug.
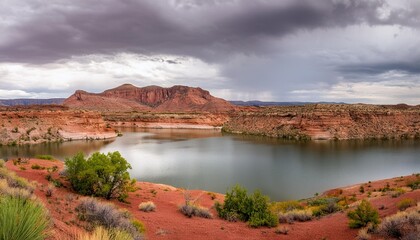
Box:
[0,0,419,104]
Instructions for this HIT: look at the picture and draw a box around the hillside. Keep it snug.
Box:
[64,84,236,112]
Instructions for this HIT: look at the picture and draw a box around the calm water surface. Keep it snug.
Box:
[1,129,419,201]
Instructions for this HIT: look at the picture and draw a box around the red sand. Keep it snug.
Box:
[5,159,419,240]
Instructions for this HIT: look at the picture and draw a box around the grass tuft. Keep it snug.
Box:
[138,201,156,212]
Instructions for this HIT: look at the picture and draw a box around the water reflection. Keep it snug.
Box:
[0,139,114,160]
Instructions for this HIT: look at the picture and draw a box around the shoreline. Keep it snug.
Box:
[111,122,223,130]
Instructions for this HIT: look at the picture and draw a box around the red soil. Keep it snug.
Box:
[5,159,419,240]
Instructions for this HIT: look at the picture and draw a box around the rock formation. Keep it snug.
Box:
[0,105,116,145]
[223,104,420,140]
[64,84,236,112]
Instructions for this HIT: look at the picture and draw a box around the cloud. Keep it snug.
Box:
[0,53,227,98]
[290,74,420,105]
[0,0,419,104]
[1,0,418,63]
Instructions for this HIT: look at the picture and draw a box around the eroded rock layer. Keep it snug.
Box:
[223,104,420,140]
[0,105,116,145]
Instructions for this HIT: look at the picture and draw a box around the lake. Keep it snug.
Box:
[1,128,419,201]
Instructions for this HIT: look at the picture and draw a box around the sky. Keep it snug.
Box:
[0,0,419,104]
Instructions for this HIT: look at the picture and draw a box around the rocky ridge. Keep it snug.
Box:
[223,104,420,140]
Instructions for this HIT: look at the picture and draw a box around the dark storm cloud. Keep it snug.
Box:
[1,0,418,64]
[338,61,420,76]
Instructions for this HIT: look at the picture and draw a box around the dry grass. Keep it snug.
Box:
[78,226,132,240]
[138,201,156,212]
[378,208,420,239]
[278,209,312,223]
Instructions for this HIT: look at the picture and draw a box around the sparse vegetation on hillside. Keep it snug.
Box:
[65,151,136,201]
[215,185,278,227]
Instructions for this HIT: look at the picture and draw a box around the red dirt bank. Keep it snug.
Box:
[0,105,116,145]
[5,159,419,240]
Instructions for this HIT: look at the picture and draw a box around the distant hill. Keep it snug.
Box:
[0,98,65,106]
[64,84,236,112]
[230,100,346,106]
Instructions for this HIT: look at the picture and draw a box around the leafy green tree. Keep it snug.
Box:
[65,151,135,201]
[347,199,380,228]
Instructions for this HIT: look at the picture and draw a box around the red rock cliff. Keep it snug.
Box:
[223,104,420,140]
[64,84,236,112]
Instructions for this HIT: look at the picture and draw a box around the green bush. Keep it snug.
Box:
[31,164,45,170]
[65,151,135,201]
[347,200,380,229]
[35,155,55,160]
[215,185,278,227]
[0,196,51,240]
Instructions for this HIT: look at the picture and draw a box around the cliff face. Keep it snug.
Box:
[0,105,116,145]
[223,104,420,140]
[64,84,236,112]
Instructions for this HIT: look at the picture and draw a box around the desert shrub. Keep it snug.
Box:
[76,198,142,240]
[65,151,136,201]
[138,201,156,212]
[347,200,380,229]
[215,185,278,227]
[274,226,289,235]
[0,179,32,199]
[406,179,419,190]
[271,200,303,214]
[378,210,420,239]
[397,198,416,211]
[131,220,146,234]
[79,226,132,240]
[0,167,34,193]
[307,197,341,216]
[35,155,55,160]
[357,227,371,240]
[278,209,312,223]
[31,164,45,170]
[45,184,54,197]
[0,196,51,240]
[179,204,213,219]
